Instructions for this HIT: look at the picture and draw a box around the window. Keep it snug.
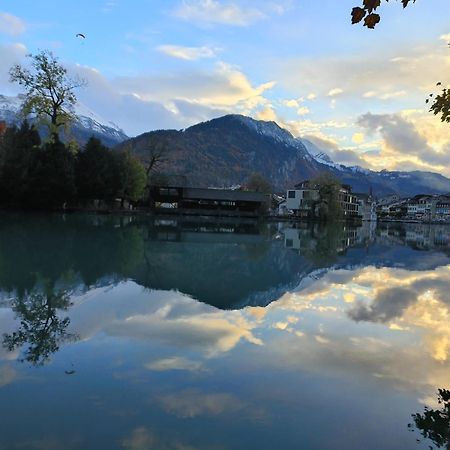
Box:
[286,239,293,247]
[288,191,296,199]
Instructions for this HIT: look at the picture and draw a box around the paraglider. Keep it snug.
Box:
[75,33,86,39]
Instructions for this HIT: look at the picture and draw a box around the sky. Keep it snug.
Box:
[0,0,450,175]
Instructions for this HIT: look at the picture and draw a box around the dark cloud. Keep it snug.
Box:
[357,112,450,167]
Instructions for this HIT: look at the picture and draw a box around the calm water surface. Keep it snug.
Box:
[0,213,449,449]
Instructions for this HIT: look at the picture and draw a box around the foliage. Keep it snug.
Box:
[114,151,147,202]
[0,121,41,203]
[351,0,416,29]
[76,137,116,199]
[26,136,77,208]
[2,288,76,366]
[351,2,449,123]
[411,389,450,448]
[9,50,85,136]
[428,86,450,123]
[246,172,273,194]
[310,172,343,221]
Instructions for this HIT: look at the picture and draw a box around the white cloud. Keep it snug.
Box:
[328,88,343,97]
[296,106,310,116]
[157,44,218,60]
[68,61,275,136]
[0,12,26,36]
[173,0,265,26]
[282,99,299,108]
[0,43,27,94]
[357,112,450,173]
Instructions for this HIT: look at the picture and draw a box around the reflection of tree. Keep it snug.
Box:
[2,288,76,366]
[302,222,345,265]
[411,389,450,449]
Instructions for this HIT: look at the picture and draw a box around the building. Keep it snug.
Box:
[149,185,269,217]
[407,195,435,219]
[286,180,359,219]
[355,193,377,222]
[286,180,320,218]
[377,194,400,207]
[434,195,450,221]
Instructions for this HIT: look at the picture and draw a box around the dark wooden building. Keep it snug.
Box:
[149,186,269,217]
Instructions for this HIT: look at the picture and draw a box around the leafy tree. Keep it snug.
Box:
[76,137,116,199]
[351,2,449,123]
[428,86,450,123]
[114,151,146,203]
[27,137,76,208]
[9,50,85,137]
[0,121,41,204]
[246,172,273,194]
[411,389,450,449]
[2,288,76,366]
[310,172,343,221]
[351,0,416,29]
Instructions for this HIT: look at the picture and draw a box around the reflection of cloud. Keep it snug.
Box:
[145,357,204,373]
[121,426,197,450]
[261,263,450,403]
[157,389,245,418]
[0,364,16,387]
[69,283,262,358]
[348,287,416,323]
[107,311,262,357]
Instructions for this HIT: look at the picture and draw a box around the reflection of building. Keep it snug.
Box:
[355,194,377,222]
[282,223,375,254]
[377,223,450,250]
[286,180,360,219]
[149,186,269,217]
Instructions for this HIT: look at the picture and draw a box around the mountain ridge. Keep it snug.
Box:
[0,94,128,147]
[117,114,450,197]
[1,94,449,197]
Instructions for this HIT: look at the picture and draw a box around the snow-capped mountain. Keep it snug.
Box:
[117,114,450,197]
[0,94,128,147]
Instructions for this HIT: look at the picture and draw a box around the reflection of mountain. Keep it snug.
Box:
[1,214,450,310]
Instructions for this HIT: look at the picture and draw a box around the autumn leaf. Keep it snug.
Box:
[364,13,381,28]
[401,0,416,8]
[363,0,381,13]
[351,7,366,24]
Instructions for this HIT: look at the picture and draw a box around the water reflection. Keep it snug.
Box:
[1,213,450,449]
[411,389,450,449]
[2,287,77,365]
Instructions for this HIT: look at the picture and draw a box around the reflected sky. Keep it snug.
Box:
[1,214,450,449]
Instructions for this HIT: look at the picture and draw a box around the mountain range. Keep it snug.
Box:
[2,94,450,197]
[0,94,128,148]
[116,114,450,197]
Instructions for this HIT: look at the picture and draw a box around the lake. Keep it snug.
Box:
[0,213,449,450]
